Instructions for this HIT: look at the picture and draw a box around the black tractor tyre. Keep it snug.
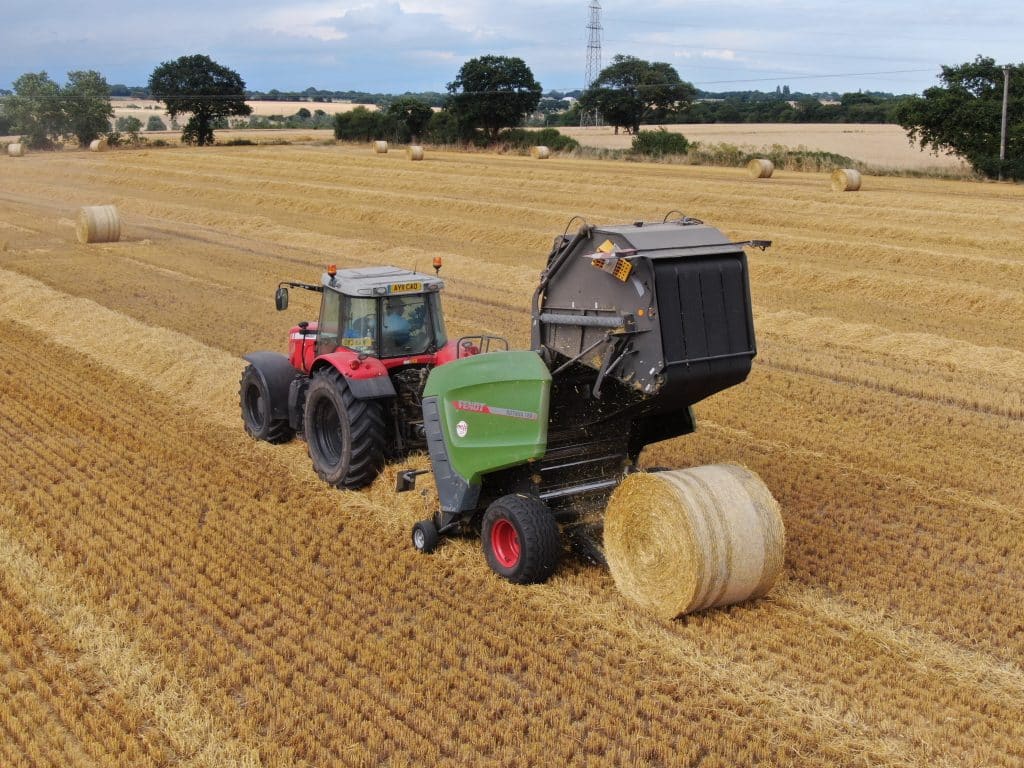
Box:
[411,519,440,553]
[239,364,294,444]
[304,368,386,490]
[482,494,562,584]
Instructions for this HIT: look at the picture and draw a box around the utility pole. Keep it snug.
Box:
[999,65,1011,181]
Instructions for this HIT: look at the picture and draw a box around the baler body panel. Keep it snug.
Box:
[423,350,550,486]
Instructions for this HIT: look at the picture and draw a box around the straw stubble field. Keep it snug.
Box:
[1,145,1023,767]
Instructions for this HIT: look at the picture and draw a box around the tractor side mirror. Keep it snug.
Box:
[275,286,289,311]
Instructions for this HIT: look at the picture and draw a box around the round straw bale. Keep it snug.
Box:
[407,145,424,161]
[89,138,109,152]
[373,140,388,154]
[7,143,25,157]
[76,205,121,244]
[604,464,785,619]
[747,158,774,178]
[531,145,550,159]
[831,168,862,192]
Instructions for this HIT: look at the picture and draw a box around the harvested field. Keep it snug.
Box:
[110,98,376,122]
[561,123,970,171]
[1,144,1023,766]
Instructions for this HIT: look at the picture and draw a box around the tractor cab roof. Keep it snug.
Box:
[321,265,445,297]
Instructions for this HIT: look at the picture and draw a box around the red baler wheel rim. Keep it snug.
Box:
[491,518,520,569]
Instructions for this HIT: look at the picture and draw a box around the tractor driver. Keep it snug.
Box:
[382,296,412,349]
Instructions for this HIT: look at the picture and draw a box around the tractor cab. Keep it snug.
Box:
[316,266,447,360]
[275,265,448,369]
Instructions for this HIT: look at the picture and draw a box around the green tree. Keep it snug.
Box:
[895,56,1023,179]
[446,56,542,142]
[387,96,434,143]
[332,107,400,142]
[149,55,251,146]
[632,128,689,156]
[146,115,167,131]
[580,55,696,135]
[5,72,66,148]
[115,115,143,144]
[63,70,114,146]
[425,110,460,144]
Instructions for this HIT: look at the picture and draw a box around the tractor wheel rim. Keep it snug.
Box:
[413,528,425,549]
[490,519,520,569]
[245,384,265,423]
[311,397,343,465]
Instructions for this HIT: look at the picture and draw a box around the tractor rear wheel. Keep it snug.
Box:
[239,364,294,444]
[482,494,561,584]
[304,368,386,490]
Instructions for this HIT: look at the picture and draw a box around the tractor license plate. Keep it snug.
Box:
[389,282,422,294]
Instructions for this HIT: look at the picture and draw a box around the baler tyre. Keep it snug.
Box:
[239,364,294,444]
[304,368,386,490]
[412,520,439,553]
[482,494,562,584]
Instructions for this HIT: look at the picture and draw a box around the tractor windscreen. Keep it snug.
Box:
[339,295,378,355]
[380,293,446,358]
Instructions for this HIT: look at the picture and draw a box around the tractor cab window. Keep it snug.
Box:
[340,296,378,355]
[380,293,443,358]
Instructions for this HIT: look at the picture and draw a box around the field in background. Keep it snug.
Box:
[561,123,969,170]
[1,145,1023,766]
[0,98,969,171]
[110,98,377,122]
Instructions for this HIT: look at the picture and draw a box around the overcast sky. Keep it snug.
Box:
[1,1,1019,95]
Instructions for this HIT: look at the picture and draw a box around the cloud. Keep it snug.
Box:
[701,49,737,62]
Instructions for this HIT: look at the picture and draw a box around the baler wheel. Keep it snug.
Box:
[239,364,294,444]
[304,368,386,490]
[411,519,440,553]
[482,494,561,584]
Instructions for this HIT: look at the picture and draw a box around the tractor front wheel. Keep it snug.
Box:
[304,368,386,490]
[482,494,561,584]
[239,364,294,444]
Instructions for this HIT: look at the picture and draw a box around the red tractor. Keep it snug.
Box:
[240,263,503,489]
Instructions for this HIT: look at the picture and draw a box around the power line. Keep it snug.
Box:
[601,38,934,65]
[690,68,936,86]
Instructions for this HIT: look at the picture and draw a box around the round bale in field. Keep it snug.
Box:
[89,138,109,152]
[407,145,424,161]
[76,205,121,244]
[747,158,774,178]
[373,140,388,154]
[831,168,862,192]
[531,145,550,159]
[604,464,785,619]
[8,143,25,157]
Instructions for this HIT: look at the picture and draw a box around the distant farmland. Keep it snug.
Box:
[561,122,969,171]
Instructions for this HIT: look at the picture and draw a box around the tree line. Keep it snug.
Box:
[1,53,1019,180]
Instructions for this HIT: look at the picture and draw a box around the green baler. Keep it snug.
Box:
[401,214,771,584]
